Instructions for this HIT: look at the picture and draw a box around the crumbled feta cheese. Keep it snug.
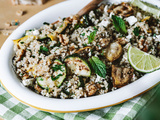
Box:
[33,30,40,36]
[22,78,34,86]
[126,16,137,26]
[155,35,160,42]
[126,34,132,40]
[98,19,110,27]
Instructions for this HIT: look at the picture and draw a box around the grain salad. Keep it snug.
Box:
[12,1,160,99]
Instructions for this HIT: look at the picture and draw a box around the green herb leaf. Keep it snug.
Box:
[81,33,85,36]
[93,26,98,31]
[52,65,63,71]
[89,56,106,78]
[88,30,97,44]
[82,43,87,47]
[133,27,140,36]
[112,15,127,34]
[39,46,49,52]
[51,74,63,81]
[20,41,24,44]
[60,24,63,28]
[153,33,156,37]
[74,24,80,29]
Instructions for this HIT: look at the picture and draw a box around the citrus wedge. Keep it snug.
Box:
[131,0,160,17]
[128,46,160,73]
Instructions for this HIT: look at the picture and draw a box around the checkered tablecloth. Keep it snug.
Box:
[0,83,159,120]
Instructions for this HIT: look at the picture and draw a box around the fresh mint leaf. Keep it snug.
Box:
[89,56,106,78]
[112,15,127,34]
[88,30,97,44]
[133,27,140,36]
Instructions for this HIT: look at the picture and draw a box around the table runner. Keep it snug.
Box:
[0,83,159,120]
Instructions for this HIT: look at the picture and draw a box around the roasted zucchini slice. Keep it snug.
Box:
[64,56,91,77]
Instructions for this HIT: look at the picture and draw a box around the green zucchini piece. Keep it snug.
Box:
[36,60,66,89]
[64,56,91,77]
[52,60,66,87]
[36,76,53,89]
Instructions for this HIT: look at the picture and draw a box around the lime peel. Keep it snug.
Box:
[131,0,160,17]
[128,46,160,73]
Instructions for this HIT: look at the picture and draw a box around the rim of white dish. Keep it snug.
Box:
[0,0,160,113]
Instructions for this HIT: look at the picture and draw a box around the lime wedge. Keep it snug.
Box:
[128,46,160,73]
[131,0,160,17]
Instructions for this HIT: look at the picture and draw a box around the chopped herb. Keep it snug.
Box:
[81,33,85,36]
[39,58,42,60]
[83,14,93,27]
[74,24,80,29]
[153,33,156,37]
[20,41,24,44]
[52,64,63,71]
[50,41,61,49]
[51,74,63,81]
[82,43,87,47]
[31,55,35,58]
[101,87,106,90]
[89,56,106,78]
[43,22,50,25]
[60,24,63,28]
[46,87,49,91]
[111,15,127,34]
[97,44,101,47]
[88,30,97,44]
[39,46,49,53]
[62,89,70,95]
[21,56,24,60]
[27,49,31,52]
[94,9,103,18]
[20,73,24,76]
[133,27,140,36]
[100,49,104,56]
[62,17,66,21]
[140,36,144,39]
[93,26,98,31]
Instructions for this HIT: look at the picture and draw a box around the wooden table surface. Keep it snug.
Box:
[0,0,65,48]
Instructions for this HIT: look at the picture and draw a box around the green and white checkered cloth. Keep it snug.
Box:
[0,83,159,120]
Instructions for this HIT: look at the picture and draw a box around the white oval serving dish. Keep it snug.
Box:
[0,0,159,113]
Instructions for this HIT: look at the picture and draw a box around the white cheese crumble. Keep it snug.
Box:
[126,16,137,26]
[22,78,34,86]
[155,35,160,42]
[33,30,40,36]
[98,19,110,27]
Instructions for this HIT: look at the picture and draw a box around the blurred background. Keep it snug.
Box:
[0,0,160,120]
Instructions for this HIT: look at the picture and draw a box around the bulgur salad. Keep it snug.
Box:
[12,0,160,99]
